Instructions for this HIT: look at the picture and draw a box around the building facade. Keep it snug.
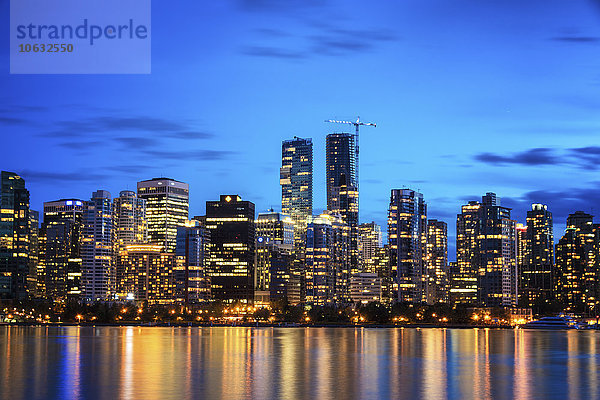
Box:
[137,178,189,252]
[388,189,427,303]
[205,195,255,303]
[0,171,31,300]
[81,190,114,302]
[426,219,449,304]
[175,221,211,304]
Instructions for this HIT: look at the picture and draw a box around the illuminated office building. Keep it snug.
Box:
[137,178,189,252]
[555,211,599,314]
[326,133,359,273]
[426,219,449,304]
[359,222,382,269]
[81,190,114,302]
[40,199,84,300]
[175,221,211,304]
[0,171,31,300]
[305,212,349,304]
[118,244,175,304]
[349,272,382,304]
[254,211,294,303]
[205,195,255,303]
[281,137,313,239]
[454,193,517,307]
[388,189,427,303]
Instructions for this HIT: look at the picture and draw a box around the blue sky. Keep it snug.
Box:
[2,0,600,259]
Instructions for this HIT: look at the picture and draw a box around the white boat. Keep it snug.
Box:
[522,315,581,330]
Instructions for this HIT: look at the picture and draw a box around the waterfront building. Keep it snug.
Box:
[175,221,211,304]
[305,212,349,304]
[40,199,84,300]
[326,133,359,273]
[455,193,517,307]
[349,272,382,304]
[0,172,31,300]
[118,244,175,304]
[359,222,382,269]
[519,204,555,308]
[205,195,255,303]
[137,178,189,252]
[426,219,449,304]
[388,189,427,303]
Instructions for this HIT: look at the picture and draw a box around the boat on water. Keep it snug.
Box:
[521,315,583,330]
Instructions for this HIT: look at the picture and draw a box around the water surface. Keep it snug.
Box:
[1,326,598,399]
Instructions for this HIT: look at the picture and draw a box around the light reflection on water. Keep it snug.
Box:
[1,327,599,399]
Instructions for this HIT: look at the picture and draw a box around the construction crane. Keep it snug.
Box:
[324,116,376,190]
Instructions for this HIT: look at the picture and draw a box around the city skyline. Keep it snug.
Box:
[3,0,600,259]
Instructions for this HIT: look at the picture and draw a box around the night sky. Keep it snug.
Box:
[2,0,600,259]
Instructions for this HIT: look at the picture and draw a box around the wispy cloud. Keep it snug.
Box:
[474,146,600,169]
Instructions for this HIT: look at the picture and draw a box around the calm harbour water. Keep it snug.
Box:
[0,326,599,400]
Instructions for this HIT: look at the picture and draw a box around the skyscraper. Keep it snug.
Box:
[555,211,599,314]
[455,193,517,307]
[40,199,84,300]
[27,210,39,297]
[519,204,554,309]
[81,190,114,302]
[305,212,349,304]
[281,137,313,237]
[426,219,449,304]
[326,133,359,272]
[175,221,211,304]
[137,178,189,252]
[388,189,427,303]
[205,195,255,303]
[0,171,31,300]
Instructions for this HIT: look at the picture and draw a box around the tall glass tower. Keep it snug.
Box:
[281,137,313,239]
[326,133,358,272]
[0,171,31,300]
[137,178,189,253]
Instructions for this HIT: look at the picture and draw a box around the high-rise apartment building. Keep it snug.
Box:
[205,195,255,303]
[40,199,84,300]
[27,210,39,297]
[426,219,449,304]
[305,212,349,304]
[326,133,359,273]
[0,171,31,300]
[114,190,147,246]
[388,189,427,303]
[455,193,517,307]
[359,222,382,269]
[137,178,189,252]
[81,190,114,302]
[555,211,599,314]
[519,204,554,309]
